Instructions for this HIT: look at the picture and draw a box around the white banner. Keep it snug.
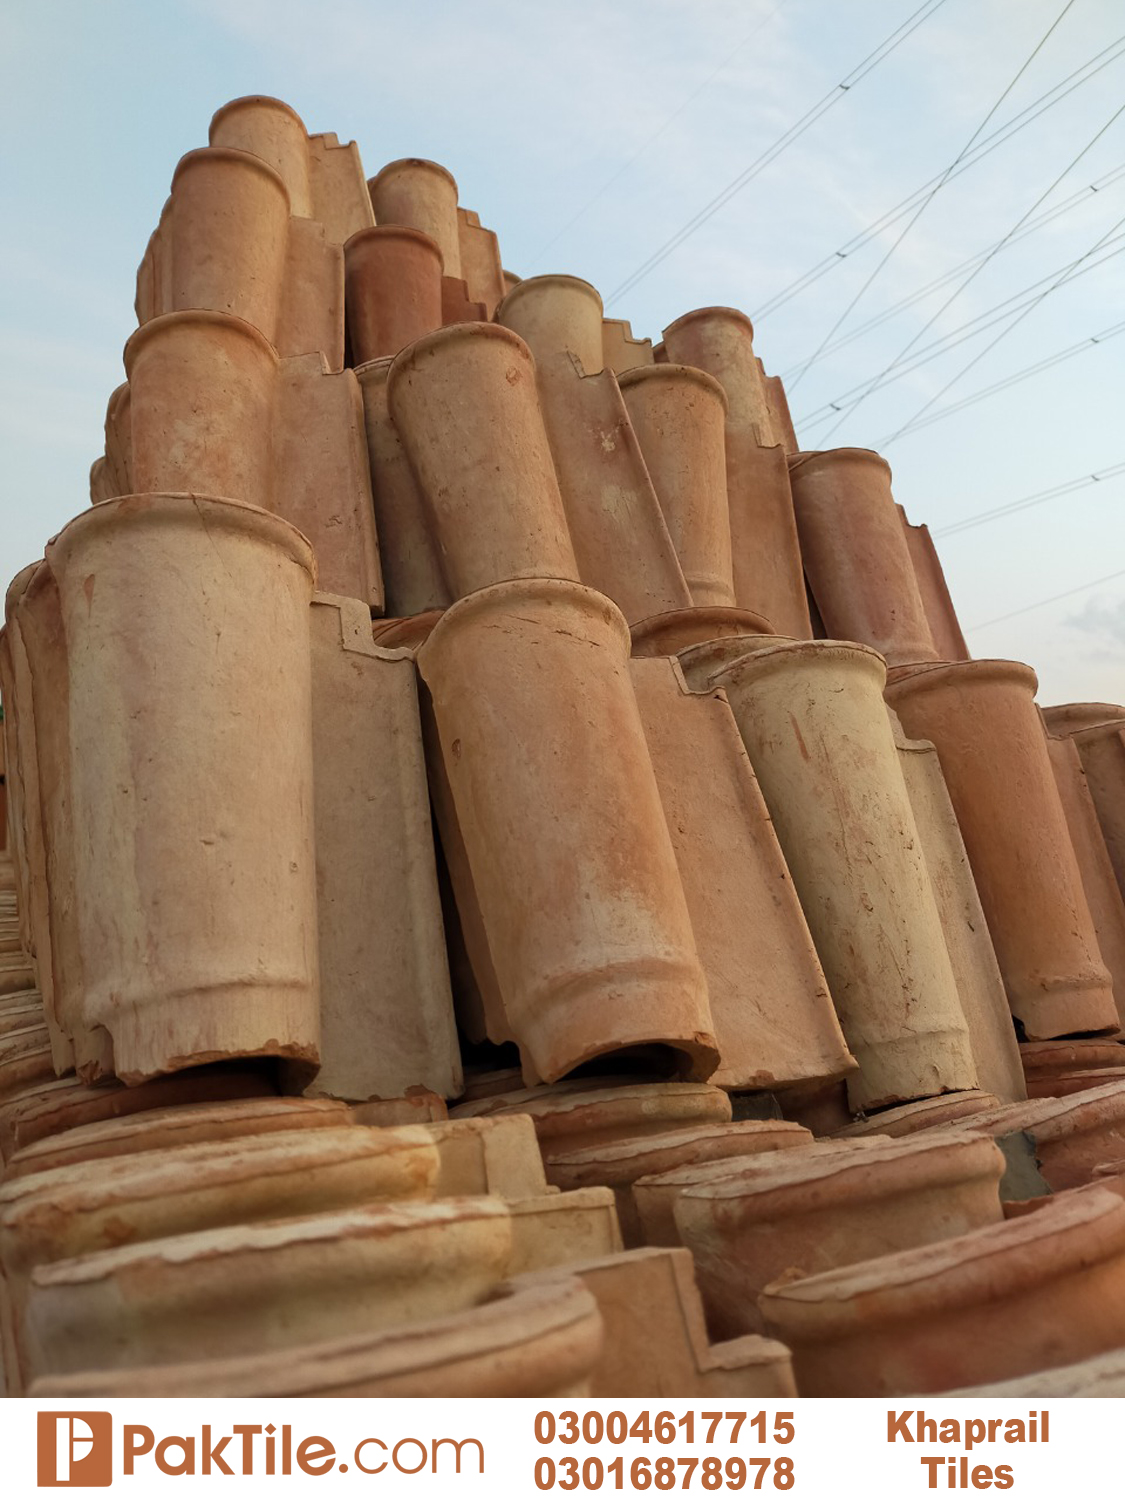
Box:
[5,1397,1111,1495]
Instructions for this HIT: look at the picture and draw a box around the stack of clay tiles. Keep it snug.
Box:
[4,95,1125,1399]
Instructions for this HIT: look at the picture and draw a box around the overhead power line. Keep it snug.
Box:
[780,161,1125,377]
[874,316,1125,442]
[752,35,1125,323]
[971,566,1125,630]
[857,100,1125,444]
[882,196,1125,444]
[785,0,1078,396]
[606,0,948,306]
[794,229,1125,429]
[934,461,1125,539]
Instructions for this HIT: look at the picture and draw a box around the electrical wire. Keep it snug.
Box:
[934,461,1125,539]
[780,161,1125,376]
[888,216,1125,438]
[784,0,1078,395]
[867,102,1125,445]
[606,0,948,306]
[752,35,1125,323]
[873,315,1125,442]
[794,229,1125,428]
[971,567,1125,630]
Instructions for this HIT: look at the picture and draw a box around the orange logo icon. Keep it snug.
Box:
[37,1412,113,1487]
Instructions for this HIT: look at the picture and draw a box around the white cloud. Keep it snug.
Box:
[1065,590,1125,649]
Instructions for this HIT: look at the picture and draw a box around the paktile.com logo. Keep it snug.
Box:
[35,1412,485,1485]
[37,1412,113,1487]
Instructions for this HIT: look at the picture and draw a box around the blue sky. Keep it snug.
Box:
[3,0,1124,703]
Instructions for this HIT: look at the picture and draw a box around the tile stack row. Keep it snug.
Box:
[2,94,1125,1396]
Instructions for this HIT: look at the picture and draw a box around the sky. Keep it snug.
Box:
[3,0,1124,705]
